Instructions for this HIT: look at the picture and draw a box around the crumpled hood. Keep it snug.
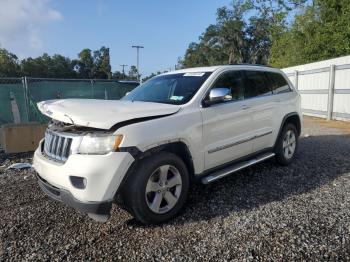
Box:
[37,99,181,129]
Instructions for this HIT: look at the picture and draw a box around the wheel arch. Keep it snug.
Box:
[155,142,195,177]
[274,112,301,148]
[136,142,195,177]
[116,141,195,198]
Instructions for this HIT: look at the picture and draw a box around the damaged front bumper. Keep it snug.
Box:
[36,173,112,222]
[33,137,135,222]
[36,174,112,216]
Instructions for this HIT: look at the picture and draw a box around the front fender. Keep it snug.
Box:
[116,110,205,174]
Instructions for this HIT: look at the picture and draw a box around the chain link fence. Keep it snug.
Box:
[0,77,138,125]
[0,78,29,124]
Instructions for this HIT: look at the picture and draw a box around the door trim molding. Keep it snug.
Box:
[208,130,272,154]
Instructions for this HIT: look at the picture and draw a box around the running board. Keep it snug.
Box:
[201,152,275,184]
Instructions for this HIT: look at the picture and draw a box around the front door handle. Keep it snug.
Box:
[241,105,250,110]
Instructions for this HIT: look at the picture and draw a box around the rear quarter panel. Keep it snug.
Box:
[271,71,302,145]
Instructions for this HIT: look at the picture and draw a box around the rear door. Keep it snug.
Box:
[242,70,275,152]
[201,70,254,170]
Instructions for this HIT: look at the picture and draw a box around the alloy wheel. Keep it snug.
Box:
[283,130,296,159]
[145,165,182,214]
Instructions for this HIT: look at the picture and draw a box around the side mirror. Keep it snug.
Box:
[204,88,231,106]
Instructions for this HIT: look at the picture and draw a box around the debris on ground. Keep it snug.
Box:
[6,163,32,170]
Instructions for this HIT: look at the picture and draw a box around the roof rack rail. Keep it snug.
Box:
[228,63,273,68]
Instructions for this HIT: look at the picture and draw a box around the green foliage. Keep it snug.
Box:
[21,53,76,78]
[76,46,112,79]
[0,48,21,77]
[0,46,113,79]
[112,71,124,80]
[77,49,94,78]
[142,72,158,82]
[92,47,112,79]
[112,67,140,81]
[270,0,350,67]
[179,0,304,68]
[128,65,138,80]
[142,70,168,82]
[179,0,350,69]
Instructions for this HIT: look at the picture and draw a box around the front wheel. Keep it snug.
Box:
[274,123,299,166]
[120,152,189,224]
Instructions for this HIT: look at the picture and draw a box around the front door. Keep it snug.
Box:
[201,70,254,170]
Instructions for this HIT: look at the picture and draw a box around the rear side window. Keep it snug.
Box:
[210,70,245,101]
[243,70,272,99]
[266,72,291,94]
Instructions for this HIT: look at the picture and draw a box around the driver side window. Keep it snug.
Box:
[211,70,245,102]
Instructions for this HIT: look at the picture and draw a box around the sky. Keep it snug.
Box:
[0,0,231,77]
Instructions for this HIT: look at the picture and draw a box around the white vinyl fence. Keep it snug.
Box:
[282,55,350,121]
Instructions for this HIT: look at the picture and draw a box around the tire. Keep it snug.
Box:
[274,123,299,166]
[120,152,190,224]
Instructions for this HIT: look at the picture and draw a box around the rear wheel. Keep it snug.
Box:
[275,123,298,165]
[120,152,189,224]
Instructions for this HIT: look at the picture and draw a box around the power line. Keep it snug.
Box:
[120,64,127,78]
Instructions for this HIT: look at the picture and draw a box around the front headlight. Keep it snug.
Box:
[77,134,123,154]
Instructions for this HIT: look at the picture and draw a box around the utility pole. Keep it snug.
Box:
[132,45,144,82]
[120,64,127,79]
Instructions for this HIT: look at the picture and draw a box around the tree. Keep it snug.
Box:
[215,2,250,64]
[76,49,94,78]
[179,1,263,67]
[128,65,138,80]
[100,47,112,79]
[142,72,157,82]
[179,0,307,68]
[75,47,112,79]
[142,71,166,82]
[112,71,124,80]
[0,46,113,78]
[92,46,112,79]
[21,53,76,78]
[270,0,350,68]
[0,48,21,77]
[50,55,77,78]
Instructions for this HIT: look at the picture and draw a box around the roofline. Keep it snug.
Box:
[162,64,277,76]
[228,63,273,68]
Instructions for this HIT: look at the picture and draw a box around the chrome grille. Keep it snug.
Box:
[43,130,73,162]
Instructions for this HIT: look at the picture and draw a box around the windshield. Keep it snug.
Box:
[122,72,212,105]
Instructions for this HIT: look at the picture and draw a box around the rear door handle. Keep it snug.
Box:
[241,105,251,110]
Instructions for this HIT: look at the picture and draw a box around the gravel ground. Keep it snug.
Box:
[1,116,350,261]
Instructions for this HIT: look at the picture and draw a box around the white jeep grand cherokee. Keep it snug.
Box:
[33,65,301,224]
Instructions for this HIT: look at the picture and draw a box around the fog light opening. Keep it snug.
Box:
[70,176,87,189]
